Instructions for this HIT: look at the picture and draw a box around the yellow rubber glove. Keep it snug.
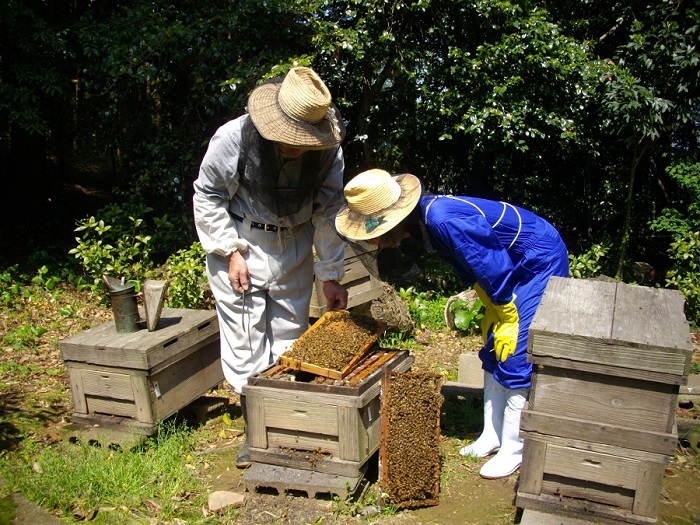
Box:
[492,300,520,363]
[474,284,498,342]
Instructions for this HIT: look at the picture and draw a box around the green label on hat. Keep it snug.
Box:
[365,216,384,233]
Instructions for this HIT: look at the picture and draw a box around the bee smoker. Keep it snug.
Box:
[102,275,140,333]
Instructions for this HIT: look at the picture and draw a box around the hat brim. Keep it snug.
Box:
[247,79,346,150]
[335,174,422,241]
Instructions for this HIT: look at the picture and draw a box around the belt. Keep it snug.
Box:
[231,213,287,232]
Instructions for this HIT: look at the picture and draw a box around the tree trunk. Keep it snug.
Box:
[616,137,650,279]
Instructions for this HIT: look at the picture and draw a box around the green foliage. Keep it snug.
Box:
[0,266,23,304]
[68,191,187,289]
[448,298,484,334]
[665,231,700,327]
[398,287,448,331]
[164,242,208,309]
[3,324,48,351]
[650,158,700,237]
[568,243,610,279]
[648,157,700,325]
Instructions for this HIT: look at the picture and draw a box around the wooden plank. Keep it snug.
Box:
[248,447,365,478]
[263,397,339,436]
[529,333,690,380]
[529,367,678,433]
[338,405,362,462]
[528,354,688,386]
[516,492,658,525]
[70,413,156,436]
[65,366,88,414]
[529,277,617,342]
[246,392,267,449]
[363,397,381,461]
[147,333,220,375]
[544,443,641,490]
[523,434,669,464]
[130,375,154,424]
[540,477,633,511]
[80,369,134,400]
[86,396,136,418]
[267,428,340,455]
[632,460,665,518]
[519,438,546,495]
[612,284,692,360]
[521,410,677,455]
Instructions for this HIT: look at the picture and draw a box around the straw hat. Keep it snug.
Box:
[335,169,422,241]
[247,67,345,149]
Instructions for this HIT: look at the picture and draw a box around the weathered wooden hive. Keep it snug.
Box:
[243,352,413,476]
[242,311,412,480]
[59,308,223,435]
[309,243,383,317]
[516,277,693,525]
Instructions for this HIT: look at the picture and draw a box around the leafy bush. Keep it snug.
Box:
[69,208,155,290]
[648,157,700,326]
[568,243,610,279]
[398,286,448,331]
[164,242,209,309]
[665,231,700,327]
[448,297,483,334]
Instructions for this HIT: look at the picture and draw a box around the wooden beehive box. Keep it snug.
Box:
[59,308,223,435]
[309,243,383,317]
[243,349,414,478]
[516,277,693,525]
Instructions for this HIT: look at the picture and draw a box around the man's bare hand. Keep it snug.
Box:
[228,251,249,294]
[322,280,348,310]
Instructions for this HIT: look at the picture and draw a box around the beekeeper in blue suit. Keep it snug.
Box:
[335,169,569,479]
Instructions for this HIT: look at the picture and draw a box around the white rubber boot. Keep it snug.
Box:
[479,387,529,479]
[460,371,507,458]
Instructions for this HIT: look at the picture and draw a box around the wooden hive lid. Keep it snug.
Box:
[528,277,693,383]
[58,308,219,370]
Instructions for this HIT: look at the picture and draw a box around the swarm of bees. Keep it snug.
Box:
[380,371,443,508]
[284,310,379,371]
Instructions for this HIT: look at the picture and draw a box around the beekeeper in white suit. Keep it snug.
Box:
[193,67,348,468]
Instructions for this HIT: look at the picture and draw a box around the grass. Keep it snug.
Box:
[0,420,225,524]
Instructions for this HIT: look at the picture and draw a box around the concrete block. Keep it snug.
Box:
[520,509,601,525]
[457,353,484,389]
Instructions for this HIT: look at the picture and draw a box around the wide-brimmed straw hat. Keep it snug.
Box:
[335,169,422,241]
[247,67,345,149]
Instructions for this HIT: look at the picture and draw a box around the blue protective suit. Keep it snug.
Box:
[418,195,569,389]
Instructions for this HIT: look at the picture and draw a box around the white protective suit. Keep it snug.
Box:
[193,115,346,393]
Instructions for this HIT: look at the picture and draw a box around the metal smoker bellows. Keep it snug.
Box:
[102,275,140,333]
[103,276,170,333]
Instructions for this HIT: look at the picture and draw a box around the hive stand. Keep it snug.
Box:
[516,277,693,525]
